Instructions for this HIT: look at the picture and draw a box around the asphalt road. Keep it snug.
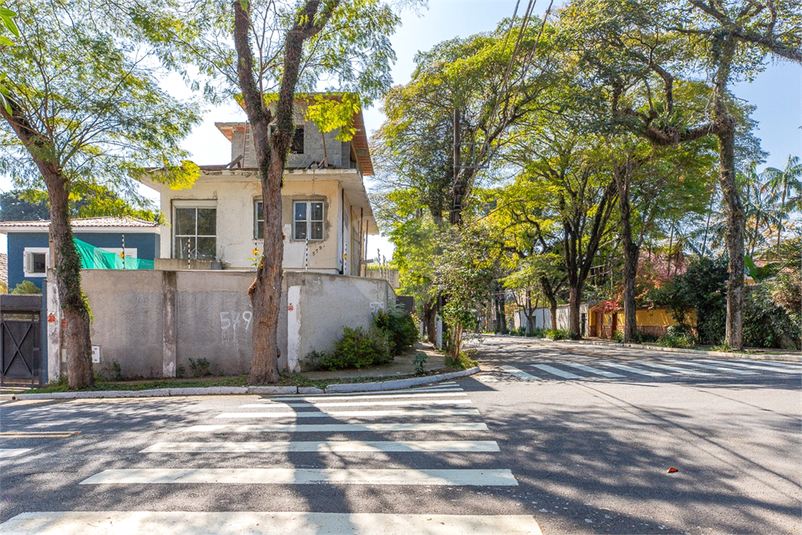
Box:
[0,337,799,534]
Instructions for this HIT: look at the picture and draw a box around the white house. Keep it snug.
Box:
[141,96,377,276]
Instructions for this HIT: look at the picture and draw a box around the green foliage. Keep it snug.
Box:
[188,358,211,377]
[11,280,41,294]
[744,255,780,282]
[373,306,417,356]
[612,331,624,343]
[657,257,728,345]
[317,326,392,371]
[445,351,478,370]
[743,284,801,350]
[659,332,696,348]
[632,330,660,344]
[0,1,201,203]
[544,329,570,340]
[413,351,428,375]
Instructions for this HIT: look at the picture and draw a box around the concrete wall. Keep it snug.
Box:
[515,304,589,334]
[7,231,159,289]
[286,271,395,371]
[65,270,392,380]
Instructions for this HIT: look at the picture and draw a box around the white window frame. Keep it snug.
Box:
[172,200,218,260]
[23,247,49,277]
[293,200,324,241]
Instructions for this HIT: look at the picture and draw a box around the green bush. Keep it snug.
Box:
[659,332,696,348]
[633,330,660,343]
[317,326,392,370]
[413,351,428,375]
[743,284,801,349]
[445,351,478,369]
[374,307,418,355]
[612,331,624,343]
[11,281,42,295]
[545,329,569,340]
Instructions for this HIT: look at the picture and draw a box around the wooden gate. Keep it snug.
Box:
[1,294,44,387]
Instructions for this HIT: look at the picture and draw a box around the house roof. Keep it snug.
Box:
[214,93,374,175]
[0,217,160,234]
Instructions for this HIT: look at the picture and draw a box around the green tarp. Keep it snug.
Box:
[74,238,154,270]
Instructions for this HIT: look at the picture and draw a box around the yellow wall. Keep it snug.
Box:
[589,306,697,337]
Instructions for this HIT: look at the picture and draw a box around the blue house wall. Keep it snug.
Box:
[6,232,160,290]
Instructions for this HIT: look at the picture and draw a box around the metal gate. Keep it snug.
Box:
[1,294,44,387]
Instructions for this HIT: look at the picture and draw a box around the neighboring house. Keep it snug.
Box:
[0,217,160,289]
[514,304,589,336]
[141,96,377,276]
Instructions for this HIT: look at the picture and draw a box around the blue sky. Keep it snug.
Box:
[1,0,800,257]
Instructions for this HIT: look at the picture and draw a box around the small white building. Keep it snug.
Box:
[141,96,377,276]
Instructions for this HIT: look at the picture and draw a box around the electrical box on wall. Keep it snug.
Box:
[91,345,101,364]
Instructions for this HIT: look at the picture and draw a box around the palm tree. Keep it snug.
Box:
[762,155,802,258]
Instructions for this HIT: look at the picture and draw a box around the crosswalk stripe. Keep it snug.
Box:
[141,440,500,453]
[631,360,711,375]
[659,359,755,374]
[215,408,481,419]
[500,365,541,381]
[268,392,468,402]
[0,511,543,535]
[698,359,801,374]
[0,448,31,458]
[736,359,800,369]
[79,468,518,486]
[240,399,473,408]
[597,362,668,377]
[531,364,581,380]
[561,363,624,378]
[184,422,490,433]
[270,386,464,398]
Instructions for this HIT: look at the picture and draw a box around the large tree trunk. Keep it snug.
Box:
[1,96,93,389]
[568,283,583,336]
[614,159,639,343]
[234,0,337,383]
[713,35,744,350]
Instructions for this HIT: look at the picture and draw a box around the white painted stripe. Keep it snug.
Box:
[215,408,481,419]
[268,392,468,402]
[659,359,755,374]
[141,440,500,453]
[184,422,489,433]
[631,360,710,376]
[736,359,800,369]
[269,386,464,399]
[698,359,801,374]
[241,399,472,408]
[597,362,668,377]
[0,511,543,535]
[531,364,581,380]
[0,448,31,459]
[80,468,518,486]
[500,365,541,381]
[561,363,624,378]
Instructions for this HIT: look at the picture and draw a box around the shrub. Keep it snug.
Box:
[445,351,478,369]
[318,326,392,371]
[612,331,624,343]
[374,307,418,356]
[659,332,696,348]
[633,330,660,344]
[545,329,569,340]
[743,284,801,349]
[413,351,428,375]
[188,357,211,377]
[11,281,42,295]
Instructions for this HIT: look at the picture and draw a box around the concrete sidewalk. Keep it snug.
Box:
[0,343,478,401]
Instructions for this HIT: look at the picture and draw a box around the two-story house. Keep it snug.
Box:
[141,96,378,276]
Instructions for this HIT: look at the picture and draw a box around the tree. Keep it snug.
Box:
[0,0,18,112]
[158,0,403,383]
[0,0,200,388]
[762,155,802,256]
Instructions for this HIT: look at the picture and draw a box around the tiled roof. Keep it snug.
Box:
[0,217,159,229]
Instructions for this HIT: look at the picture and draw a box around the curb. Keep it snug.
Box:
[499,335,802,363]
[1,367,480,402]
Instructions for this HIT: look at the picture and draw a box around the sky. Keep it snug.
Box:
[1,0,800,258]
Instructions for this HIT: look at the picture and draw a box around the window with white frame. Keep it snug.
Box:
[293,201,323,240]
[254,200,264,239]
[173,203,217,259]
[23,247,49,277]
